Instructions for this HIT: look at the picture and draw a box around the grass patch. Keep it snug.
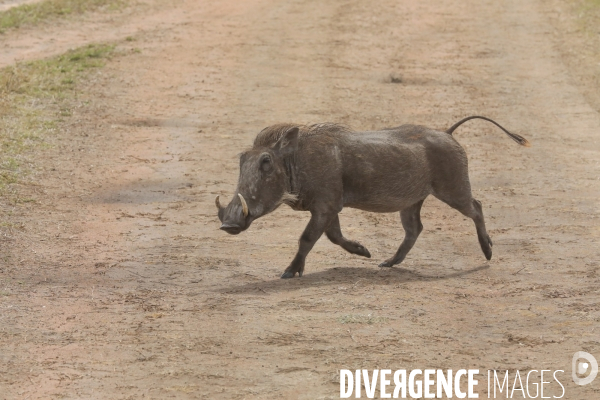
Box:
[338,314,389,325]
[576,0,600,32]
[1,43,114,96]
[0,0,125,33]
[566,0,600,110]
[0,43,115,193]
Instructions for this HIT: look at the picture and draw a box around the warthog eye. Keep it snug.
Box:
[259,153,272,172]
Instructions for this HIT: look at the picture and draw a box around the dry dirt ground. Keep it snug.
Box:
[1,0,600,398]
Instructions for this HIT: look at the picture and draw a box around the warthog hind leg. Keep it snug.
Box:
[379,199,425,267]
[325,215,371,258]
[436,194,493,261]
[462,198,493,260]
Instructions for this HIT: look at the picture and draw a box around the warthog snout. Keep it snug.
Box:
[215,194,252,235]
[219,223,242,235]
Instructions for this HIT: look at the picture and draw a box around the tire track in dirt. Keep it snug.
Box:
[0,0,264,67]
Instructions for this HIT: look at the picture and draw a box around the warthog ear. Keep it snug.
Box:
[274,126,299,155]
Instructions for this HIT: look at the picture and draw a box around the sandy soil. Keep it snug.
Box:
[1,0,600,398]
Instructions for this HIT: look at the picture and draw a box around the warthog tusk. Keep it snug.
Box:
[215,195,224,210]
[238,193,249,217]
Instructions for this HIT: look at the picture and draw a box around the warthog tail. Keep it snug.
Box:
[446,116,531,147]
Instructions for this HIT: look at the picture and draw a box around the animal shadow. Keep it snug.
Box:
[218,264,490,295]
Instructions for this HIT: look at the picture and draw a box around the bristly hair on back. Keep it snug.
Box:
[253,123,351,148]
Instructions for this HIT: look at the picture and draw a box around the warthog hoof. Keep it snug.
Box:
[280,271,296,279]
[484,249,492,261]
[280,269,303,279]
[480,234,493,260]
[354,244,371,258]
[378,259,396,268]
[342,241,371,258]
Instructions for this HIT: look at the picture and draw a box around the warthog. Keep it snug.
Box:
[216,116,530,279]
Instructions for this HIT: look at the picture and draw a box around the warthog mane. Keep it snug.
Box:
[253,123,351,148]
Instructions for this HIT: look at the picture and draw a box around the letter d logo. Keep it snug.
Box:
[572,351,598,386]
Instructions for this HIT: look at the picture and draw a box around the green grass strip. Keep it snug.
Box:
[0,43,115,192]
[0,0,124,33]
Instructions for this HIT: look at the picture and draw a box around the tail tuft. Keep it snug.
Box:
[507,132,531,147]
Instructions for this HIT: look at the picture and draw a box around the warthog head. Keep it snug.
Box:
[216,126,299,235]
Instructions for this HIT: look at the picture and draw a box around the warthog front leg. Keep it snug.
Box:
[325,215,371,258]
[379,199,425,268]
[281,211,336,279]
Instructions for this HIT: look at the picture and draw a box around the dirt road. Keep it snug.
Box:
[1,0,599,398]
